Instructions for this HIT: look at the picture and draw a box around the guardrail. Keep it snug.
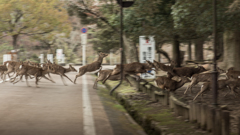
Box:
[126,76,232,135]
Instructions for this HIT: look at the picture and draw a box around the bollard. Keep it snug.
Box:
[222,111,230,135]
[197,103,201,128]
[163,91,169,105]
[207,107,215,132]
[201,104,207,130]
[214,109,222,135]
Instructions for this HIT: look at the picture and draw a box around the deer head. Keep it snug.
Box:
[98,52,108,58]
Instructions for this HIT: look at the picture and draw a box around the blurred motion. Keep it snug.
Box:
[0,0,240,135]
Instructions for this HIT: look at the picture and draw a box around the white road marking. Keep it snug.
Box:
[82,75,96,135]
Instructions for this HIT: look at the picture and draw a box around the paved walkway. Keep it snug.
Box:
[0,68,145,135]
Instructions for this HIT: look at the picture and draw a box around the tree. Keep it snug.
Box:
[67,0,141,63]
[172,0,240,70]
[0,0,71,49]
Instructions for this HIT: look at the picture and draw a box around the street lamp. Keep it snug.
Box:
[110,0,135,95]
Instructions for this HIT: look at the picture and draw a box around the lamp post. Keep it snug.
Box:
[212,0,218,107]
[110,0,134,95]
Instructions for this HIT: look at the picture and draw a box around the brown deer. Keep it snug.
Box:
[151,60,175,73]
[167,66,207,78]
[154,76,190,91]
[3,61,29,82]
[101,62,154,87]
[11,62,55,87]
[48,62,77,85]
[0,65,7,80]
[184,67,226,95]
[226,67,240,79]
[93,69,132,89]
[74,52,108,84]
[193,78,238,101]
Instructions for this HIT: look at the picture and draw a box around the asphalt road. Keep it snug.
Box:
[0,65,145,135]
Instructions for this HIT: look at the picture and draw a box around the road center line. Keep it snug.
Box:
[83,75,96,135]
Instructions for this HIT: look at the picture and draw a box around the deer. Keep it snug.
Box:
[3,61,29,82]
[167,66,207,79]
[151,60,175,73]
[184,67,226,95]
[11,61,55,87]
[93,69,132,89]
[0,65,7,80]
[154,76,191,91]
[47,61,77,85]
[226,67,240,79]
[74,52,108,84]
[193,78,239,101]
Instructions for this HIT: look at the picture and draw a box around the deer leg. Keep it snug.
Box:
[93,78,99,89]
[124,77,133,87]
[231,87,238,98]
[184,79,197,95]
[193,85,207,101]
[42,76,55,83]
[25,75,30,87]
[48,73,53,80]
[102,72,112,84]
[59,75,67,86]
[10,73,20,83]
[74,72,85,84]
[13,75,23,84]
[35,74,40,88]
[60,73,74,84]
[224,86,232,97]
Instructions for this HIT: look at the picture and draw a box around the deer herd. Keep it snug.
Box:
[1,52,240,101]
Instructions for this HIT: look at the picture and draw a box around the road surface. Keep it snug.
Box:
[0,66,146,135]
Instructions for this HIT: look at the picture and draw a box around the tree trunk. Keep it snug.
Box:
[194,38,204,61]
[12,35,19,49]
[123,34,138,63]
[188,41,192,60]
[172,35,181,67]
[216,33,224,61]
[223,30,240,70]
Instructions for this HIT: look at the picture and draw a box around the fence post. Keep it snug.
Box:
[215,109,222,135]
[201,104,207,130]
[192,102,197,123]
[197,103,202,128]
[189,102,193,122]
[163,91,169,105]
[222,111,230,135]
[238,117,240,135]
[207,107,215,132]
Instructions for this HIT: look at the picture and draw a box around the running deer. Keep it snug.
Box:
[226,67,240,79]
[48,62,77,85]
[167,66,207,78]
[74,52,108,83]
[0,65,7,80]
[193,78,239,101]
[154,76,191,91]
[3,61,29,81]
[184,67,226,94]
[93,69,132,89]
[11,62,55,87]
[151,60,175,73]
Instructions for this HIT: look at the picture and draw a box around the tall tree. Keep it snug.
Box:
[67,0,138,63]
[0,0,71,49]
